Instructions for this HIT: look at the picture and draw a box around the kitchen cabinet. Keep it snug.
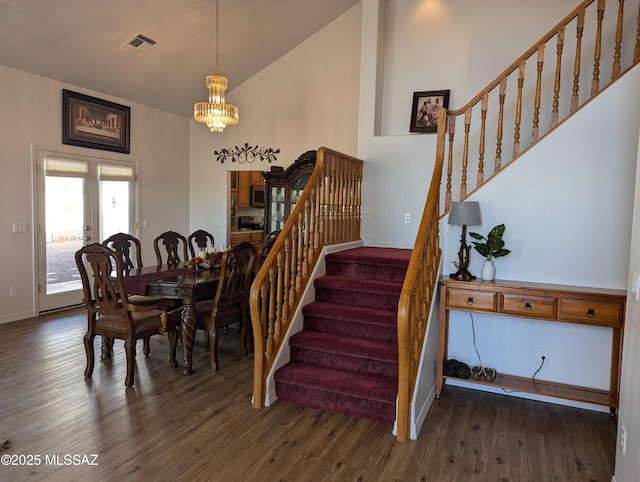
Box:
[238,171,252,208]
[263,150,316,237]
[235,171,265,208]
[229,231,262,248]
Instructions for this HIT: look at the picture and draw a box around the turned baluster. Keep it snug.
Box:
[532,45,545,143]
[495,78,507,171]
[613,0,625,79]
[478,94,488,185]
[460,109,472,199]
[282,238,291,324]
[513,60,525,157]
[592,0,605,95]
[550,26,565,128]
[445,115,455,212]
[572,9,585,113]
[289,225,298,305]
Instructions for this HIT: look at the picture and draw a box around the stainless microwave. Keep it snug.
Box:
[251,186,265,208]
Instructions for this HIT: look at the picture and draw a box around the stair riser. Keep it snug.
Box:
[315,287,400,311]
[276,382,396,425]
[290,347,399,378]
[326,262,408,284]
[303,315,397,343]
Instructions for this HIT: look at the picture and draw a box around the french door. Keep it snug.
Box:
[35,149,137,312]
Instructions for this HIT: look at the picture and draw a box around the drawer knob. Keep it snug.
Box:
[587,308,595,318]
[467,297,474,305]
[524,302,532,311]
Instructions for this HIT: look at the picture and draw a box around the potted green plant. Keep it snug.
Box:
[469,224,511,281]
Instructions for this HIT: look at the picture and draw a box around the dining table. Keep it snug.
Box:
[121,263,220,375]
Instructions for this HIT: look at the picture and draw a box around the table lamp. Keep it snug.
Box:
[448,201,482,281]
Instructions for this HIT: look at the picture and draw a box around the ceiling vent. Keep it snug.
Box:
[122,33,158,56]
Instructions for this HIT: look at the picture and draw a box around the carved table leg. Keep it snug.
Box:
[181,300,197,375]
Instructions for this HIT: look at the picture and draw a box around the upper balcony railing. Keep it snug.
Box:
[442,0,640,213]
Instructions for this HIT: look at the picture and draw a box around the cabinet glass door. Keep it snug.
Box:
[270,186,286,232]
[290,173,310,210]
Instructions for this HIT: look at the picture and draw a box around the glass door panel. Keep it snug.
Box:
[43,176,86,298]
[100,180,130,238]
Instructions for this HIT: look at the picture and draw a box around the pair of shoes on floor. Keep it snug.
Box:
[443,359,471,379]
[470,366,497,382]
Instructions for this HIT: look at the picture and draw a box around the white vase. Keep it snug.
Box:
[481,259,496,281]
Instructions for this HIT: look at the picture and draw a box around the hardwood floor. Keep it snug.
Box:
[0,309,615,481]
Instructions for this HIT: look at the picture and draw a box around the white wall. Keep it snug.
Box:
[189,4,363,246]
[0,64,190,323]
[615,82,640,481]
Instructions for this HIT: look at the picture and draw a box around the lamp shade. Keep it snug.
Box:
[448,201,482,226]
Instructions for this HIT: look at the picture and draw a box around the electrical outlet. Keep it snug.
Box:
[538,347,549,364]
[620,425,627,455]
[404,213,411,224]
[10,286,18,297]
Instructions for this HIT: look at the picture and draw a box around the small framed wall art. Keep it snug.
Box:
[409,89,450,133]
[62,89,131,154]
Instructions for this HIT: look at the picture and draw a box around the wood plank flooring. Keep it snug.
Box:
[0,308,615,481]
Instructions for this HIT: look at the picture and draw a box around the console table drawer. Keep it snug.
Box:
[559,298,624,326]
[446,288,498,312]
[500,292,557,318]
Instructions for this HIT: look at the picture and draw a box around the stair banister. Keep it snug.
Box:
[251,147,364,408]
[396,108,446,442]
[443,0,640,214]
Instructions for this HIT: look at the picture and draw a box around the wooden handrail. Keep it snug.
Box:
[396,108,446,442]
[443,0,640,213]
[250,147,364,408]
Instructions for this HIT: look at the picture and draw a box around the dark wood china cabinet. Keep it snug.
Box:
[262,150,316,238]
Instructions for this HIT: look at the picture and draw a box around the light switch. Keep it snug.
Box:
[12,222,28,233]
[633,273,640,301]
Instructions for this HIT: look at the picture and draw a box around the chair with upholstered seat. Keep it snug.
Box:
[194,242,256,371]
[153,231,188,266]
[103,232,143,269]
[188,229,215,258]
[75,243,181,387]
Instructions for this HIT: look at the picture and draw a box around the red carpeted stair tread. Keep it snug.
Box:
[302,301,397,327]
[326,247,412,267]
[289,331,398,362]
[314,276,402,295]
[274,362,398,403]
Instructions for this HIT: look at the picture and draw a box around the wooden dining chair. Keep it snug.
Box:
[102,232,150,354]
[75,243,181,387]
[194,242,256,372]
[102,232,143,269]
[153,231,188,265]
[188,229,215,258]
[256,230,280,272]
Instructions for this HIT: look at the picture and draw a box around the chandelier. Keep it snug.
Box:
[194,0,239,132]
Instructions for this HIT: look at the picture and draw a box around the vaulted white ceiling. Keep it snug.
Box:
[0,0,360,117]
